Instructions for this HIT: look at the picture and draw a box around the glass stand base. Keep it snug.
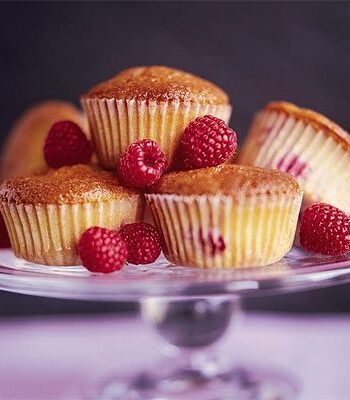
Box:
[96,296,298,400]
[98,365,298,400]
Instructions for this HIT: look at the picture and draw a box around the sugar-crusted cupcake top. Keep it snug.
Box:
[153,164,302,197]
[266,101,350,152]
[82,66,230,105]
[0,165,139,205]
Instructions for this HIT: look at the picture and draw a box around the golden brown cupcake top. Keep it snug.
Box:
[82,66,230,105]
[0,165,139,205]
[266,101,350,152]
[153,164,302,197]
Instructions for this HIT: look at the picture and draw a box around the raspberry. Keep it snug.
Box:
[78,227,127,273]
[44,120,93,168]
[119,222,161,264]
[300,203,350,256]
[118,139,167,188]
[179,115,237,169]
[0,214,11,248]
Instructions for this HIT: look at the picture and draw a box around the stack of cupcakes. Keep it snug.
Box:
[1,66,349,271]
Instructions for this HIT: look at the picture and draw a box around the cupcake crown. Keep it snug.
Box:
[266,101,350,152]
[0,165,139,205]
[82,66,230,105]
[153,164,302,197]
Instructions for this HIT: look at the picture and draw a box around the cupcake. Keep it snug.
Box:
[146,164,303,269]
[239,101,350,213]
[81,66,231,169]
[0,165,144,266]
[0,100,87,181]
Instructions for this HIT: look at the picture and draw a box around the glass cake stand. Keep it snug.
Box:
[0,247,349,400]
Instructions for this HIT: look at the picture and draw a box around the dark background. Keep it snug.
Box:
[0,1,349,316]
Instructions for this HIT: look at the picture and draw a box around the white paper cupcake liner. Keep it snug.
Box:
[81,98,232,169]
[146,192,302,269]
[240,109,350,213]
[0,197,143,266]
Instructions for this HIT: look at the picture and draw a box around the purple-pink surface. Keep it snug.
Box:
[0,313,348,400]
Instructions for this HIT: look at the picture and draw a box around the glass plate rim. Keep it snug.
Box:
[0,248,349,301]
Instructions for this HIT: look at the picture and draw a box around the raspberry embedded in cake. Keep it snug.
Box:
[188,228,226,257]
[200,228,226,257]
[276,153,309,179]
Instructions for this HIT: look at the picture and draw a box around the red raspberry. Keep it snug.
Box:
[118,139,167,188]
[300,203,350,256]
[0,214,11,248]
[78,227,127,273]
[179,115,237,169]
[119,222,161,264]
[44,120,93,168]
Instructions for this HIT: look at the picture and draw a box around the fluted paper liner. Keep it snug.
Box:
[146,192,302,269]
[0,197,143,266]
[239,109,350,214]
[81,98,232,169]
